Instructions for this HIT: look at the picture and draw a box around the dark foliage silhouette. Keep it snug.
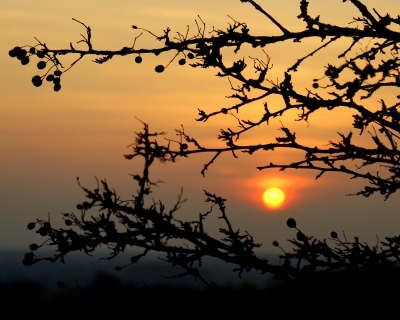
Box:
[23,122,400,288]
[12,0,400,288]
[9,0,400,198]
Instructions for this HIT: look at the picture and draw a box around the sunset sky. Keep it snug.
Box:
[2,0,400,258]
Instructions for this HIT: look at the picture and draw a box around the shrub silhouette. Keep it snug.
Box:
[10,0,400,291]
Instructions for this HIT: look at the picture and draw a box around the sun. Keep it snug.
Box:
[262,188,285,209]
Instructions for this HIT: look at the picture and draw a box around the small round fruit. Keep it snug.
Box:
[312,83,319,89]
[181,143,188,150]
[29,47,36,54]
[12,46,22,54]
[54,84,61,92]
[17,49,27,60]
[286,218,296,228]
[56,281,65,289]
[54,70,62,76]
[27,222,36,230]
[221,108,228,114]
[178,58,186,65]
[330,231,338,238]
[37,50,45,59]
[8,49,18,57]
[32,75,42,87]
[296,231,306,241]
[29,244,39,251]
[37,61,46,69]
[65,220,72,226]
[76,204,83,210]
[187,53,194,59]
[135,56,142,64]
[53,78,61,85]
[20,57,30,65]
[272,241,279,247]
[155,65,164,73]
[22,258,33,266]
[46,74,54,82]
[25,252,34,259]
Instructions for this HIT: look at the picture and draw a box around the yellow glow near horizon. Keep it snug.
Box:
[262,188,285,209]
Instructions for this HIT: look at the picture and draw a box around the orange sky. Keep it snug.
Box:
[1,0,400,252]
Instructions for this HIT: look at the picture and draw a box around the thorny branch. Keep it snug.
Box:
[23,124,400,287]
[9,0,400,198]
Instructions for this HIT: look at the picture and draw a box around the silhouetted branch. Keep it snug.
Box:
[13,0,400,288]
[23,123,400,287]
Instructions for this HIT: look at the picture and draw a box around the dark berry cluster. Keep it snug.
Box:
[9,46,62,92]
[23,221,52,266]
[9,46,47,65]
[9,46,32,65]
[31,70,62,91]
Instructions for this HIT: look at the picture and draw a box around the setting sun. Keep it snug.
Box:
[263,188,285,209]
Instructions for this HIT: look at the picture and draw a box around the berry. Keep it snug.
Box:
[17,49,27,60]
[37,61,46,69]
[187,53,194,59]
[272,241,279,247]
[32,76,42,87]
[12,46,22,54]
[54,84,61,92]
[286,218,296,228]
[330,231,338,238]
[181,143,188,150]
[53,78,60,85]
[22,258,33,266]
[8,49,18,58]
[296,231,306,241]
[312,83,319,89]
[29,244,39,251]
[46,74,54,82]
[38,228,47,236]
[20,57,30,65]
[29,47,36,54]
[178,58,186,65]
[56,281,65,289]
[135,56,142,63]
[37,50,45,59]
[155,65,164,73]
[27,222,36,230]
[221,108,228,114]
[54,70,62,76]
[25,252,34,260]
[65,220,72,226]
[76,204,83,210]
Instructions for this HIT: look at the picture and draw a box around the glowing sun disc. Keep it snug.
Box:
[263,188,285,208]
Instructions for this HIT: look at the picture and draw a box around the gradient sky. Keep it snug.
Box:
[1,0,400,256]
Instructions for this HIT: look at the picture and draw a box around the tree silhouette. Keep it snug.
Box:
[12,0,400,288]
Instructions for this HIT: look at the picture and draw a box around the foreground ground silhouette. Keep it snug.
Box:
[3,268,400,317]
